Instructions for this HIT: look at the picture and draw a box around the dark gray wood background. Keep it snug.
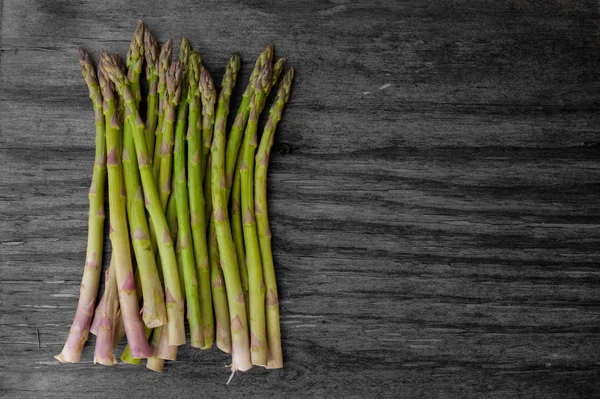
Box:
[1,0,600,397]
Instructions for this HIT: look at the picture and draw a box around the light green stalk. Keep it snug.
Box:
[199,67,216,181]
[55,48,106,364]
[153,39,173,179]
[122,25,167,329]
[188,54,214,348]
[174,53,204,347]
[224,45,272,200]
[157,59,183,209]
[144,27,160,157]
[255,68,294,369]
[101,50,186,346]
[230,151,248,313]
[211,54,252,371]
[230,57,285,314]
[99,62,152,358]
[126,20,144,107]
[240,63,272,366]
[208,219,231,353]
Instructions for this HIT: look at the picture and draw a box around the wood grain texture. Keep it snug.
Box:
[1,0,600,397]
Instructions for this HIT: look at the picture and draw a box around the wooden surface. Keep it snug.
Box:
[1,0,600,397]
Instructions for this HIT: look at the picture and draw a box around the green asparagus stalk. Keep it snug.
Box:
[120,263,152,365]
[55,48,106,364]
[208,219,231,353]
[229,57,285,314]
[144,27,160,158]
[156,59,183,209]
[255,68,294,369]
[122,24,167,329]
[204,154,213,228]
[199,68,216,181]
[153,39,173,179]
[99,61,152,358]
[230,151,249,314]
[224,45,272,199]
[240,63,272,366]
[173,52,204,347]
[101,50,186,346]
[146,191,178,369]
[126,21,144,107]
[188,53,214,348]
[93,256,118,365]
[211,54,252,371]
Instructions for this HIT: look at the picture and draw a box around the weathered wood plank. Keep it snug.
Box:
[1,0,600,397]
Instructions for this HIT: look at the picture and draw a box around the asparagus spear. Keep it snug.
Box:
[156,59,183,209]
[206,157,231,352]
[99,61,152,358]
[153,39,173,179]
[199,68,216,181]
[211,54,252,371]
[229,57,285,312]
[93,256,118,365]
[224,45,273,199]
[255,68,294,368]
[188,53,214,348]
[122,24,167,329]
[55,48,106,363]
[230,152,249,313]
[173,50,204,348]
[120,265,152,365]
[101,50,186,346]
[240,63,272,366]
[144,27,160,158]
[126,21,144,107]
[147,192,178,369]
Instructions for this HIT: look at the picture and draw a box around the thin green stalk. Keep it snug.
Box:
[188,54,214,348]
[123,25,167,329]
[174,64,204,348]
[144,27,160,157]
[101,50,186,346]
[255,68,294,369]
[240,63,272,366]
[211,54,252,371]
[126,20,144,107]
[199,68,216,181]
[153,39,173,180]
[208,219,231,353]
[230,151,248,313]
[224,45,272,200]
[99,65,151,358]
[55,48,106,364]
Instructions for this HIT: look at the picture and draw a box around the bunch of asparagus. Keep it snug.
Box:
[55,21,294,374]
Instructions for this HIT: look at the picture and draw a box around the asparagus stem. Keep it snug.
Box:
[101,50,186,346]
[146,328,165,371]
[55,48,106,364]
[231,149,249,314]
[199,67,217,181]
[122,25,167,329]
[205,154,231,352]
[112,309,125,348]
[153,39,173,180]
[144,27,160,158]
[120,262,150,365]
[211,54,252,371]
[147,192,178,368]
[99,65,152,358]
[188,53,215,348]
[93,256,118,365]
[255,68,294,369]
[240,63,272,366]
[204,154,213,228]
[126,20,144,107]
[157,59,183,209]
[224,45,273,200]
[174,67,204,347]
